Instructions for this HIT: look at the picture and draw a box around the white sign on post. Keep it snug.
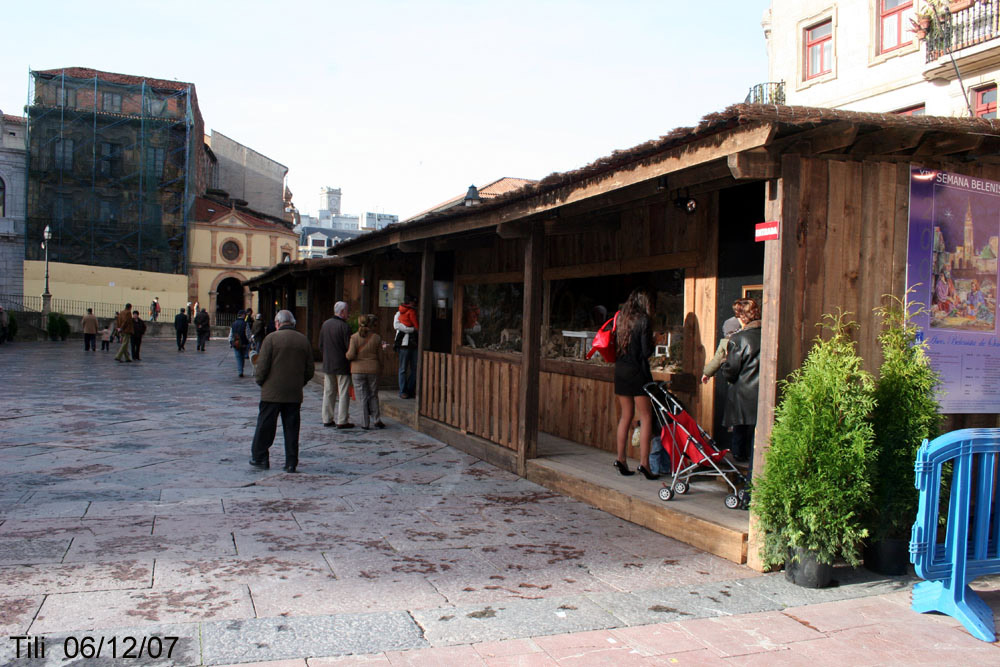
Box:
[379,280,404,308]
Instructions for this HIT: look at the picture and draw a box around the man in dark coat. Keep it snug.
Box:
[194,308,211,351]
[319,301,353,428]
[130,310,147,361]
[114,303,134,362]
[249,310,315,473]
[720,298,762,477]
[174,308,189,351]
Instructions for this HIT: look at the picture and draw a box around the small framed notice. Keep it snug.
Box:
[295,289,307,307]
[379,280,405,308]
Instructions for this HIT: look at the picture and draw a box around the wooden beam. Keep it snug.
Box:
[848,127,925,156]
[396,240,425,253]
[913,132,985,156]
[541,250,700,282]
[432,235,495,251]
[496,220,532,239]
[456,271,523,285]
[544,215,620,236]
[333,123,776,257]
[517,226,544,476]
[769,121,858,156]
[728,150,780,180]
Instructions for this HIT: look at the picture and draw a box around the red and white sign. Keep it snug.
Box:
[755,220,779,242]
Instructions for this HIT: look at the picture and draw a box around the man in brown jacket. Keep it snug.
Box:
[81,308,99,352]
[114,303,134,362]
[249,310,315,473]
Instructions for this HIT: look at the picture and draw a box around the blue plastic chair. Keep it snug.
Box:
[910,428,1000,642]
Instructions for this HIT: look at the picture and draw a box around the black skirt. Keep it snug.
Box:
[614,360,653,397]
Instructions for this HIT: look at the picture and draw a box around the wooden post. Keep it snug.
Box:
[360,260,374,314]
[747,167,794,572]
[416,242,435,418]
[518,226,544,476]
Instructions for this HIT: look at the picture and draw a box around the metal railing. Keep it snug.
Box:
[926,1,1000,63]
[0,293,42,312]
[215,312,241,328]
[745,81,786,105]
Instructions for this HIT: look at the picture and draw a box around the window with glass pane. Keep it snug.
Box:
[881,0,913,53]
[102,92,122,113]
[145,147,165,179]
[805,20,833,79]
[461,283,524,352]
[976,86,997,119]
[99,142,122,177]
[895,104,925,116]
[59,86,77,108]
[54,138,73,169]
[544,271,684,370]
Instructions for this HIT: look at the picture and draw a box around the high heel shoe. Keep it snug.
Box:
[637,465,659,480]
[614,459,635,476]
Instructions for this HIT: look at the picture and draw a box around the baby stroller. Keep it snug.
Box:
[643,381,748,510]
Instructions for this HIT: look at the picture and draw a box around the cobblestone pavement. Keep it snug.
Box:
[1,339,998,665]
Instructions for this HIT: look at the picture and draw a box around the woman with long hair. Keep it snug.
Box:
[613,289,658,479]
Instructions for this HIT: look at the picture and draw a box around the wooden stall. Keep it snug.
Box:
[247,105,1000,566]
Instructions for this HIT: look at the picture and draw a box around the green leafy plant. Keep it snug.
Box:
[47,312,70,341]
[869,292,941,541]
[752,311,876,568]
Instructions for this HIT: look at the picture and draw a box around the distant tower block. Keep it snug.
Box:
[320,187,342,216]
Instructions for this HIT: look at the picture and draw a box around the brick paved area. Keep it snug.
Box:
[0,339,997,665]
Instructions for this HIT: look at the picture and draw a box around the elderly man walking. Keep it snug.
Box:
[81,307,99,352]
[114,303,134,362]
[249,310,314,473]
[319,301,354,428]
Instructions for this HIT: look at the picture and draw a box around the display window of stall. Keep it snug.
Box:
[543,270,684,374]
[461,283,524,353]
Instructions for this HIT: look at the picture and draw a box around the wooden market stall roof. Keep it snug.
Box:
[244,256,348,289]
[327,103,1000,258]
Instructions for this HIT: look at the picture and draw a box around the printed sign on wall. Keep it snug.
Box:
[379,280,405,308]
[907,166,1000,413]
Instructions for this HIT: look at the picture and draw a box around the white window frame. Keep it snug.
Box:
[796,8,838,92]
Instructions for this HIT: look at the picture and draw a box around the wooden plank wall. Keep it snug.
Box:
[539,373,617,451]
[420,351,521,450]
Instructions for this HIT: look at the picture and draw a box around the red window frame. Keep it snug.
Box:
[895,104,925,116]
[880,0,914,54]
[975,85,997,119]
[805,20,833,80]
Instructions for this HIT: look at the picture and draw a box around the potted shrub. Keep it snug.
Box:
[865,293,941,575]
[47,312,61,341]
[752,312,876,587]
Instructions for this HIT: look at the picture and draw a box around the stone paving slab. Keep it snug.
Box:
[0,560,153,595]
[0,622,202,667]
[200,612,427,665]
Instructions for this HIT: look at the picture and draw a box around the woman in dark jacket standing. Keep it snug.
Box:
[720,298,762,478]
[613,289,658,479]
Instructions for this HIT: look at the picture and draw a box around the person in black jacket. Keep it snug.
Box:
[230,310,250,377]
[720,298,762,477]
[194,308,211,351]
[613,289,658,480]
[174,308,189,351]
[130,310,147,361]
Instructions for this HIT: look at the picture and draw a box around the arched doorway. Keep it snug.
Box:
[216,277,245,324]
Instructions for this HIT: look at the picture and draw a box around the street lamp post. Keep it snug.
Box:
[41,225,52,316]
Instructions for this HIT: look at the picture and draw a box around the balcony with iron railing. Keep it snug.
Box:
[745,81,786,105]
[925,1,1000,64]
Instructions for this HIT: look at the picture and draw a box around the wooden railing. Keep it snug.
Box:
[420,351,521,450]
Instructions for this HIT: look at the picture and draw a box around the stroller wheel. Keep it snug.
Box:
[658,487,673,502]
[674,481,689,495]
[725,494,740,510]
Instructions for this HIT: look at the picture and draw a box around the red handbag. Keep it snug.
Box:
[586,312,618,363]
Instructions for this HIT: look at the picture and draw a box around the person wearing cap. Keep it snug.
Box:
[229,309,250,377]
[393,295,419,399]
[320,301,353,428]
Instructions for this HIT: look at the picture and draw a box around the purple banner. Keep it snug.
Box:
[907,166,1000,413]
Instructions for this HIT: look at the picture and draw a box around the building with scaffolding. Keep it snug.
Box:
[24,67,206,304]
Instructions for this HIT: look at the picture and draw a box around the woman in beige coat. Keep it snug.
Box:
[346,314,385,429]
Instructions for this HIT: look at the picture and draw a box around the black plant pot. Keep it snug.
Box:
[785,547,833,588]
[864,538,909,576]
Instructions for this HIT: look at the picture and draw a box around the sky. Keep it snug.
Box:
[1,1,772,220]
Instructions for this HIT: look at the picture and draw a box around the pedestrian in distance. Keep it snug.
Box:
[613,288,658,480]
[249,309,315,473]
[229,309,250,377]
[346,314,386,430]
[393,295,419,399]
[174,308,189,351]
[150,297,161,322]
[114,303,134,363]
[99,323,112,351]
[130,310,146,361]
[0,306,8,344]
[194,308,211,351]
[81,307,99,352]
[320,301,354,428]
